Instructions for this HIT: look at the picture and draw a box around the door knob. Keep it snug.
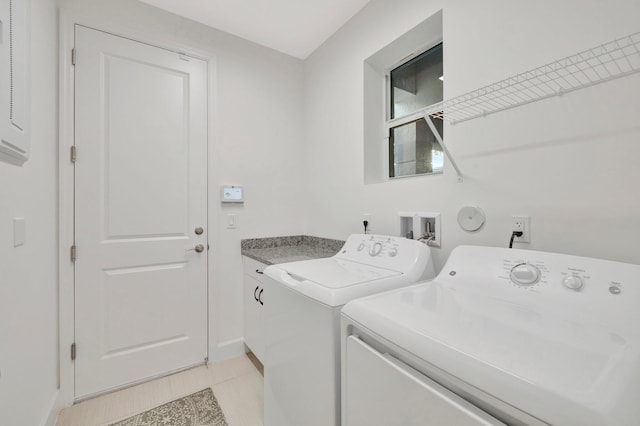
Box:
[194,227,204,235]
[186,244,205,253]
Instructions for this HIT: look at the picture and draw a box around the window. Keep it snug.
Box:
[387,43,443,178]
[363,10,442,184]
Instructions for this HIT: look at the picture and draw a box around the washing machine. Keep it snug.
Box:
[341,245,640,426]
[262,234,435,426]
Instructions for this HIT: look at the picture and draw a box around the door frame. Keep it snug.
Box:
[58,10,218,408]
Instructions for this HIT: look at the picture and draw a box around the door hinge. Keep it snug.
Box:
[71,48,76,66]
[70,145,77,163]
[71,343,76,361]
[71,245,77,262]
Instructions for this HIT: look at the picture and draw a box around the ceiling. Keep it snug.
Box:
[138,0,372,59]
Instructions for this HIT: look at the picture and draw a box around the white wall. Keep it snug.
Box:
[303,0,640,272]
[57,0,307,363]
[0,0,59,425]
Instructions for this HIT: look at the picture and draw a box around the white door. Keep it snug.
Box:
[74,25,208,399]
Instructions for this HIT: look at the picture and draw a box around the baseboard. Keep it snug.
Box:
[246,351,264,376]
[209,338,246,363]
[40,389,63,426]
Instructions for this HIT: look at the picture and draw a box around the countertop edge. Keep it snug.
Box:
[241,235,345,265]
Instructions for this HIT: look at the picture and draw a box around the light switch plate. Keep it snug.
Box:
[227,214,237,229]
[13,217,25,247]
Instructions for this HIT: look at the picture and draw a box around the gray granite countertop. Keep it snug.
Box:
[241,235,345,265]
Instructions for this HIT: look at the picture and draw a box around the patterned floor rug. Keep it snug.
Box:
[110,388,228,426]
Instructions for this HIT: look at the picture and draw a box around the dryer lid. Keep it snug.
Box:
[342,280,640,425]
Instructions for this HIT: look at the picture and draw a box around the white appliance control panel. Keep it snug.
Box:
[439,246,639,314]
[338,234,431,273]
[353,236,399,257]
[502,259,601,293]
[433,245,640,344]
[356,239,387,257]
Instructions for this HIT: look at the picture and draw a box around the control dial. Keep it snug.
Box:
[510,263,541,286]
[369,242,383,257]
[562,275,584,290]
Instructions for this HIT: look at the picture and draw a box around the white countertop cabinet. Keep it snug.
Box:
[242,256,268,362]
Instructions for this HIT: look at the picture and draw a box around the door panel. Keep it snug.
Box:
[344,336,505,426]
[74,25,208,398]
[105,55,189,238]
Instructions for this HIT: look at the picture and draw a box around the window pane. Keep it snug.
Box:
[390,43,443,119]
[389,118,443,178]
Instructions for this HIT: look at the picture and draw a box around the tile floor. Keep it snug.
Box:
[56,355,263,426]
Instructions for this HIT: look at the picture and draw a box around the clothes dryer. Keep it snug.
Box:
[342,245,640,425]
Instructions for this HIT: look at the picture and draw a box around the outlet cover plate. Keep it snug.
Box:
[512,215,530,243]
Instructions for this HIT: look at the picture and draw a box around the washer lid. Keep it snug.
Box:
[342,281,640,426]
[274,258,401,289]
[264,258,409,307]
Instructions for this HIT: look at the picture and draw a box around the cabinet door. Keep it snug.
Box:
[244,274,264,360]
[243,257,267,362]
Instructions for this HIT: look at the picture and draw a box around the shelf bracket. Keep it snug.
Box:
[423,114,463,183]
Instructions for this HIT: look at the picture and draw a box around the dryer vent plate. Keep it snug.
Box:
[457,206,485,232]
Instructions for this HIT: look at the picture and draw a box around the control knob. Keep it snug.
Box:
[510,263,541,285]
[562,275,584,290]
[369,242,383,257]
[388,247,398,257]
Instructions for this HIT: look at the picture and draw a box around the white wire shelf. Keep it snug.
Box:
[427,31,640,124]
[414,31,640,182]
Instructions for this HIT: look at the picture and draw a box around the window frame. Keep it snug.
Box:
[385,40,443,179]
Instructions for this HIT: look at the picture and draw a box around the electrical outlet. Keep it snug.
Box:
[363,214,371,234]
[511,215,530,243]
